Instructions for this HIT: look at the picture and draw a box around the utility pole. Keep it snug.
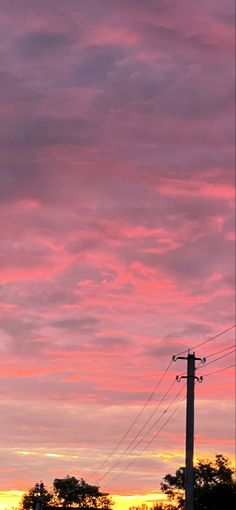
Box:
[173,352,205,510]
[36,481,45,510]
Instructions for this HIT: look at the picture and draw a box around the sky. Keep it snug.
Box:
[0,0,235,509]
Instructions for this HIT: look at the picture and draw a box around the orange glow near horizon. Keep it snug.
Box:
[0,491,168,510]
[0,453,235,510]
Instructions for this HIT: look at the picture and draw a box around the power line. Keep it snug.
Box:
[96,378,177,483]
[122,382,184,459]
[197,348,236,370]
[93,324,235,484]
[180,349,236,377]
[104,384,185,488]
[104,388,186,489]
[102,341,234,497]
[105,389,185,489]
[176,324,236,357]
[203,344,235,359]
[201,364,235,377]
[92,359,173,478]
[194,345,235,371]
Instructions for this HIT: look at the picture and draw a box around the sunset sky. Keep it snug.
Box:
[0,0,235,509]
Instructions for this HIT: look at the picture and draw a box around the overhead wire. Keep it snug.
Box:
[118,382,184,460]
[96,377,177,483]
[105,350,231,490]
[200,364,235,378]
[104,386,186,489]
[93,324,235,482]
[175,323,236,357]
[194,345,235,372]
[197,348,236,371]
[202,344,235,359]
[91,359,173,478]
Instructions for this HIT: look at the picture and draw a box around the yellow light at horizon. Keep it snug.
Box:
[112,492,167,510]
[150,450,184,461]
[16,450,80,460]
[17,451,36,456]
[0,491,166,510]
[0,491,23,510]
[45,453,64,458]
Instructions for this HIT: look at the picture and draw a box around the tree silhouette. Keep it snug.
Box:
[161,454,236,509]
[20,476,113,510]
[53,476,112,509]
[21,482,53,510]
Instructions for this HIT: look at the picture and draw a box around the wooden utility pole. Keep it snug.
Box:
[173,352,205,510]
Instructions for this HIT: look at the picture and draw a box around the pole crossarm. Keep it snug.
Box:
[176,375,203,383]
[173,354,206,363]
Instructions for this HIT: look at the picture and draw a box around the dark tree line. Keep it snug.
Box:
[20,454,235,510]
[160,454,236,509]
[20,476,113,510]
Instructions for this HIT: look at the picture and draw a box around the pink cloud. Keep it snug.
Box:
[0,0,234,498]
